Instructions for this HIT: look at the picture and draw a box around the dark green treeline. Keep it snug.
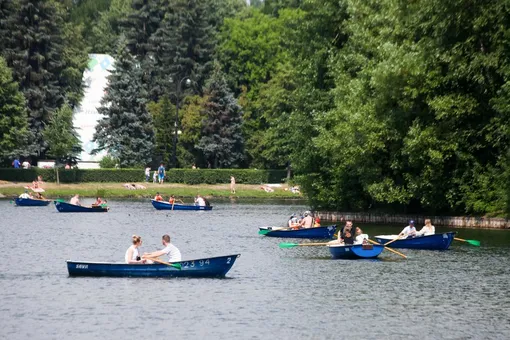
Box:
[0,0,509,216]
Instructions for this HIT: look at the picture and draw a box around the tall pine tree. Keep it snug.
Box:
[1,0,66,157]
[198,69,244,168]
[93,41,154,167]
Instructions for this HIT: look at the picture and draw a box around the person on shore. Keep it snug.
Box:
[192,163,196,169]
[416,219,435,236]
[399,220,417,238]
[19,190,31,199]
[154,192,163,201]
[143,234,182,263]
[145,166,151,182]
[300,211,314,228]
[195,195,206,207]
[230,176,236,194]
[125,235,146,264]
[22,160,30,169]
[70,194,81,206]
[158,163,166,184]
[153,170,157,183]
[12,158,20,169]
[65,164,71,170]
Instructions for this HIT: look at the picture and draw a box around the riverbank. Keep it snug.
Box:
[0,182,302,200]
[316,211,509,229]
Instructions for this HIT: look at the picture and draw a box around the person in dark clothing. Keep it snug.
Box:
[340,220,361,245]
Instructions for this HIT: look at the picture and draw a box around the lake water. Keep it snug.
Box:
[1,199,509,339]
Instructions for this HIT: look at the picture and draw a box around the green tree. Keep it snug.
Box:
[91,0,133,54]
[43,103,82,164]
[198,70,244,168]
[147,97,175,166]
[0,56,29,164]
[93,41,155,167]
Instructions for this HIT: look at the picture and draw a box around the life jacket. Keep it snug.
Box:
[169,198,175,204]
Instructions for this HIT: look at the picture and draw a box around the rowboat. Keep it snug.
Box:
[328,243,384,259]
[54,201,109,213]
[67,254,240,278]
[375,232,456,250]
[15,198,51,206]
[151,199,213,211]
[259,225,336,239]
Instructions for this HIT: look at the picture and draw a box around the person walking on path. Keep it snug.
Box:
[158,163,166,184]
[230,176,236,194]
[145,166,151,182]
[12,158,20,168]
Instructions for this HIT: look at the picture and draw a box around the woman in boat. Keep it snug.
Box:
[169,195,175,204]
[416,219,435,236]
[154,192,163,201]
[314,216,321,227]
[125,235,146,264]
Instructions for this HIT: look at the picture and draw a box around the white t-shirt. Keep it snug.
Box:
[125,245,139,263]
[19,193,30,199]
[162,243,181,262]
[145,167,150,176]
[196,197,206,207]
[22,161,29,169]
[400,226,417,236]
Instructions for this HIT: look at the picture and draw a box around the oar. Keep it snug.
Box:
[454,237,481,247]
[279,242,330,249]
[367,239,407,259]
[384,236,402,246]
[149,258,182,270]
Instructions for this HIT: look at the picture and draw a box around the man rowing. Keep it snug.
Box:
[143,234,182,263]
[300,211,314,228]
[70,194,81,206]
[399,220,417,238]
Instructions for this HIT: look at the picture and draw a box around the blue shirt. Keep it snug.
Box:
[158,166,165,175]
[13,160,20,168]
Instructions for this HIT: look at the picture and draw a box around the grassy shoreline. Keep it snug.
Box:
[0,182,303,200]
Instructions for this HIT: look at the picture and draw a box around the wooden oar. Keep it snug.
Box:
[171,201,175,211]
[148,258,182,269]
[367,239,407,259]
[279,242,330,249]
[454,237,480,247]
[384,236,402,246]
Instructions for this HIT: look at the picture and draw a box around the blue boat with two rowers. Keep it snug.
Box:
[67,254,240,278]
[259,225,336,239]
[328,243,385,259]
[54,201,109,213]
[151,199,213,211]
[375,232,456,250]
[15,198,51,207]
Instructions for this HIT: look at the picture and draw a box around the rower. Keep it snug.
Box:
[339,220,358,245]
[93,197,103,206]
[70,194,81,206]
[399,220,417,238]
[154,192,163,201]
[300,211,314,229]
[143,234,182,263]
[169,195,176,204]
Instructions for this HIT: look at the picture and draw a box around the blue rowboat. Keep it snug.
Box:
[328,243,384,259]
[54,201,109,213]
[15,198,51,206]
[259,225,336,239]
[67,254,240,278]
[151,199,213,211]
[375,232,456,250]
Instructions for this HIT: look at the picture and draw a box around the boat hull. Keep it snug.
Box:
[375,232,456,250]
[54,201,108,213]
[67,254,240,278]
[259,225,336,239]
[151,199,213,211]
[328,244,384,259]
[15,198,51,206]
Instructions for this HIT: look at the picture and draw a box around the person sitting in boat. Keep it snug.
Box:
[399,220,417,238]
[143,234,182,263]
[169,195,175,204]
[154,192,163,201]
[70,194,81,206]
[125,235,146,264]
[195,195,206,207]
[314,216,321,227]
[93,197,103,206]
[287,215,301,229]
[340,220,360,245]
[300,211,314,228]
[19,190,31,199]
[35,192,45,200]
[416,219,435,236]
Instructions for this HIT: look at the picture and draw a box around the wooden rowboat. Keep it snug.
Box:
[15,198,51,207]
[258,225,336,239]
[375,232,456,250]
[328,243,384,259]
[54,201,109,213]
[151,199,212,211]
[67,254,240,278]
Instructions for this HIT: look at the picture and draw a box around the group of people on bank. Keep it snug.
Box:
[125,234,181,264]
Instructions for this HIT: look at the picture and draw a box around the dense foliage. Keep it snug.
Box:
[1,0,509,216]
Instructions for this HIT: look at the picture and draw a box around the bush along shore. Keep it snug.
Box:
[0,182,301,200]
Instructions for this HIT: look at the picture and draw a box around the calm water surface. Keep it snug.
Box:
[0,199,509,339]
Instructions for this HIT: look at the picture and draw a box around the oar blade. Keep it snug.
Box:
[258,229,270,235]
[279,242,298,249]
[171,263,182,270]
[467,240,481,247]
